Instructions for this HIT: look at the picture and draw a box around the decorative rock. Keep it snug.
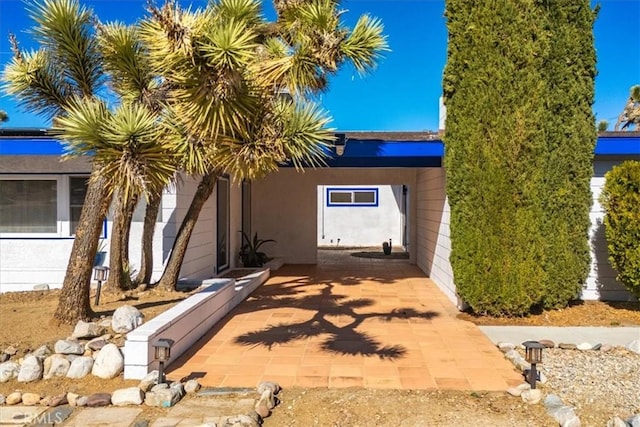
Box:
[111,387,144,406]
[577,342,593,351]
[549,406,580,426]
[257,381,281,395]
[67,356,94,379]
[0,361,20,382]
[85,393,112,407]
[72,320,106,339]
[558,343,578,350]
[628,414,640,427]
[539,339,555,348]
[0,353,9,363]
[76,396,89,407]
[43,355,71,379]
[255,395,271,418]
[0,395,5,405]
[520,389,542,405]
[17,355,43,382]
[6,391,22,405]
[626,340,640,354]
[42,394,68,407]
[33,284,50,291]
[497,342,516,353]
[151,383,169,392]
[564,416,582,427]
[260,389,276,410]
[32,344,52,359]
[592,343,602,351]
[507,383,531,397]
[607,417,630,427]
[22,392,41,405]
[138,370,160,392]
[67,392,80,406]
[226,414,260,427]
[111,305,144,333]
[600,344,614,352]
[91,343,124,379]
[4,345,18,356]
[544,394,564,410]
[54,339,85,355]
[184,379,201,394]
[86,337,108,351]
[144,386,183,407]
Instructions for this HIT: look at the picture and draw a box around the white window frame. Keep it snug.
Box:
[326,187,379,207]
[0,174,106,239]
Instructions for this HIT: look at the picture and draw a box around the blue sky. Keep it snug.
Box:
[1,0,638,131]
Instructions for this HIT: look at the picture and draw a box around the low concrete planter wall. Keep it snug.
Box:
[123,268,270,380]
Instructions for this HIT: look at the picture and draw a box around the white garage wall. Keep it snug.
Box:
[317,185,404,247]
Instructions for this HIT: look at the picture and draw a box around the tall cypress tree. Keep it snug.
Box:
[539,0,597,308]
[443,0,550,315]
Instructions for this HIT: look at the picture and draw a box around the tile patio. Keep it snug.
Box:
[166,250,522,391]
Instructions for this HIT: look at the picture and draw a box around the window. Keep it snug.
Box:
[327,188,378,207]
[69,176,89,235]
[0,180,57,233]
[217,176,230,272]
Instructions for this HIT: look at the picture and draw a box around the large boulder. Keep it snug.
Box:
[17,355,43,382]
[91,344,124,379]
[72,321,106,339]
[66,356,94,379]
[111,387,144,406]
[54,339,85,355]
[111,305,144,333]
[43,355,71,379]
[0,361,20,383]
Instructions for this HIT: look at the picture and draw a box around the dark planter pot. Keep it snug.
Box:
[94,251,107,267]
[382,244,392,255]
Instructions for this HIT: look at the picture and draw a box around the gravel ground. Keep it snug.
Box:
[522,346,640,424]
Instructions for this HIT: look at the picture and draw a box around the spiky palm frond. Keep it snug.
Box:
[55,100,177,201]
[213,96,332,180]
[2,48,73,119]
[97,22,158,106]
[27,0,103,97]
[341,15,388,73]
[211,0,263,26]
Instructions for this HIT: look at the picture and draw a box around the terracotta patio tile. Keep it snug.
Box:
[296,375,329,388]
[364,376,402,389]
[221,374,264,387]
[330,364,364,377]
[399,375,438,389]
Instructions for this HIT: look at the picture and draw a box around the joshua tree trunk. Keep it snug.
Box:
[134,190,162,287]
[105,191,138,291]
[155,172,218,290]
[53,174,112,324]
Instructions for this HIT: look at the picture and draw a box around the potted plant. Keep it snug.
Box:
[94,239,107,266]
[239,232,275,267]
[382,239,392,255]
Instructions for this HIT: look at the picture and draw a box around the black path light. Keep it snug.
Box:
[522,340,545,389]
[153,338,174,385]
[92,266,109,306]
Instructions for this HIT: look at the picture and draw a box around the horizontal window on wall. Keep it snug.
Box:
[327,188,378,207]
[0,179,57,233]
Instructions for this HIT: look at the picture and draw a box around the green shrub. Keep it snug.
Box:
[599,160,640,298]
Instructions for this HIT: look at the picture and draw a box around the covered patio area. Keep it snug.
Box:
[167,251,522,391]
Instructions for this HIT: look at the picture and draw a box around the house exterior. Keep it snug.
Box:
[0,128,638,304]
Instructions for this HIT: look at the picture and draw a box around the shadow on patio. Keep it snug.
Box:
[167,262,522,390]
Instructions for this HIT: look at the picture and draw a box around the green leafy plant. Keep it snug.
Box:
[239,232,276,268]
[599,160,640,298]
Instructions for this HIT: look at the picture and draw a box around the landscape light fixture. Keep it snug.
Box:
[522,340,545,389]
[334,133,346,156]
[153,338,174,384]
[92,266,109,306]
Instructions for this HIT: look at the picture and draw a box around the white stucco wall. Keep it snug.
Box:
[252,168,418,264]
[317,185,405,247]
[414,168,460,307]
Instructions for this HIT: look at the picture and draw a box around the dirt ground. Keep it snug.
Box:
[0,288,638,426]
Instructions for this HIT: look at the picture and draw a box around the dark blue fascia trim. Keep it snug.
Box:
[2,135,638,162]
[0,138,65,155]
[594,136,640,156]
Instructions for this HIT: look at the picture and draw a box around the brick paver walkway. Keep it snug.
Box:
[167,250,522,391]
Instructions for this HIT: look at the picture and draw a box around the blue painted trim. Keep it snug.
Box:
[2,135,638,163]
[594,136,640,156]
[326,187,379,207]
[0,138,65,155]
